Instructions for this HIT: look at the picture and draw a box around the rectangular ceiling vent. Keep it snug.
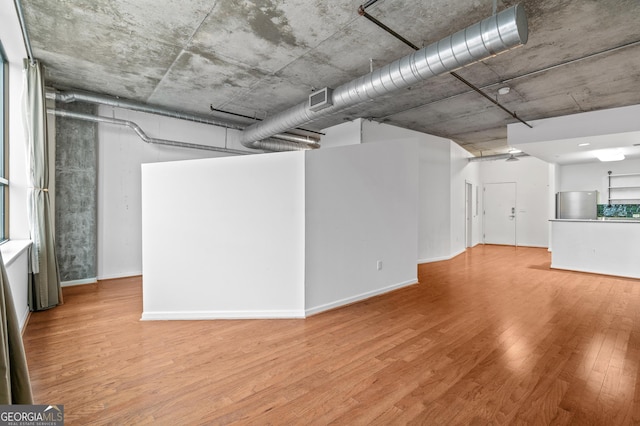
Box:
[309,87,333,112]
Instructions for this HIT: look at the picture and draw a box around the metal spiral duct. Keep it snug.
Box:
[241,4,528,145]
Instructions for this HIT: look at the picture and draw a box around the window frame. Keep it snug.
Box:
[0,43,9,242]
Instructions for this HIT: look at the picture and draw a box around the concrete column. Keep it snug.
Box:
[54,101,97,283]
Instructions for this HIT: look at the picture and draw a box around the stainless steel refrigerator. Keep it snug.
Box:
[556,191,597,219]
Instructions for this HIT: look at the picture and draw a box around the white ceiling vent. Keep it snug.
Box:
[309,87,333,112]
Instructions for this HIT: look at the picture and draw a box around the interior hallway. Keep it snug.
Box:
[22,246,640,424]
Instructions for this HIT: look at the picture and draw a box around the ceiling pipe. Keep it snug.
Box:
[377,38,640,122]
[48,108,253,155]
[468,152,529,162]
[48,90,245,129]
[449,72,532,128]
[362,0,381,9]
[253,132,320,147]
[209,105,325,137]
[13,0,35,65]
[357,3,532,128]
[46,90,320,151]
[240,4,528,145]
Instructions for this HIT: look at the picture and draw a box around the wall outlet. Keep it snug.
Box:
[377,260,383,271]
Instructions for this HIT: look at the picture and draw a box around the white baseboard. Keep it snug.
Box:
[97,271,142,281]
[19,306,30,334]
[418,247,466,264]
[141,309,306,321]
[305,278,418,317]
[61,277,98,287]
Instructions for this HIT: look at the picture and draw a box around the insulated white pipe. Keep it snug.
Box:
[46,90,321,151]
[48,108,253,155]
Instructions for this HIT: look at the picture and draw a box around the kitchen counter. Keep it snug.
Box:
[551,218,640,223]
[550,219,640,279]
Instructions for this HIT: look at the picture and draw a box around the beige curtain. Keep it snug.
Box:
[0,251,33,404]
[23,59,62,311]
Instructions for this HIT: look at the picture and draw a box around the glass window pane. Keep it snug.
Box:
[0,46,7,241]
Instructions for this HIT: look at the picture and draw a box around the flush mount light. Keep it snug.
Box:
[596,150,625,162]
[577,142,590,147]
[508,147,522,153]
[498,87,511,95]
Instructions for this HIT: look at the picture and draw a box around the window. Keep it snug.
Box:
[0,45,8,242]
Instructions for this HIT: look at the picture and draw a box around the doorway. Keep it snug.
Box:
[465,182,473,248]
[483,182,517,246]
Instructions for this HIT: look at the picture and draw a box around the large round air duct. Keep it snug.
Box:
[241,4,528,145]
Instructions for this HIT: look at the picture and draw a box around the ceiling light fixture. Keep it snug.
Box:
[577,142,590,147]
[498,87,511,95]
[596,150,625,162]
[508,147,522,153]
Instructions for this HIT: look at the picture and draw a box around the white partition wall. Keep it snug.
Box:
[98,106,245,280]
[141,152,307,319]
[360,120,480,262]
[304,141,419,315]
[141,141,419,319]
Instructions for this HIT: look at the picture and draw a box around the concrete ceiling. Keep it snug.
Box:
[19,0,640,156]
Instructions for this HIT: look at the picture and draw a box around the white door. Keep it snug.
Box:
[483,182,516,245]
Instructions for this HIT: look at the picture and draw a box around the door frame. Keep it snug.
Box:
[465,181,473,248]
[482,182,518,246]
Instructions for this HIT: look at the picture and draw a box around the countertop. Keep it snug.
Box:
[550,218,640,223]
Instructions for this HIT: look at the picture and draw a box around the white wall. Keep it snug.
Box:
[304,141,418,314]
[97,105,251,279]
[361,121,476,262]
[141,152,306,319]
[548,164,559,250]
[479,156,550,248]
[142,141,418,319]
[320,119,361,148]
[419,137,452,262]
[558,158,640,204]
[450,143,481,254]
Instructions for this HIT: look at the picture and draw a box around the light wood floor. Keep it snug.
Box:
[22,245,640,425]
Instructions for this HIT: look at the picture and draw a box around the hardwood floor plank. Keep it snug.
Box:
[21,246,640,424]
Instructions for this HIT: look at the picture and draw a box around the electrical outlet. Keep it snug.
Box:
[377,260,383,271]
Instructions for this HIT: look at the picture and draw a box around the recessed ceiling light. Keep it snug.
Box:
[596,150,625,162]
[577,142,590,147]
